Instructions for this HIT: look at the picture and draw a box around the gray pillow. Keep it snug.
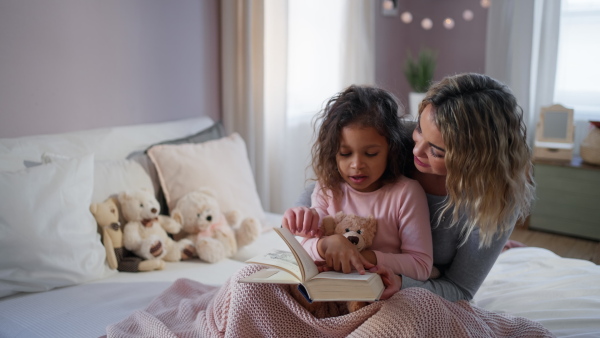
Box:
[144,122,225,151]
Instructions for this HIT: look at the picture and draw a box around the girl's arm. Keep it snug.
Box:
[300,182,371,273]
[371,180,433,281]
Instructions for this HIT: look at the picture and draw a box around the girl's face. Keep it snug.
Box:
[336,124,389,192]
[412,104,448,176]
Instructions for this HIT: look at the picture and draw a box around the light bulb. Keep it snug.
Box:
[443,18,455,29]
[382,0,394,11]
[481,0,491,8]
[421,18,433,30]
[463,10,474,21]
[401,11,413,24]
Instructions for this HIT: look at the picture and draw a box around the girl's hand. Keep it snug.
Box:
[281,207,320,237]
[369,264,402,300]
[317,234,374,274]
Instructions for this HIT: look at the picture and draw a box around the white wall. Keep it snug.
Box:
[0,0,220,139]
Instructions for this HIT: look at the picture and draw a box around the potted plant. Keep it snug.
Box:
[404,48,437,119]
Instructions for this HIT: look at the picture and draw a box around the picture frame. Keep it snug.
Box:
[533,104,575,161]
[535,104,574,143]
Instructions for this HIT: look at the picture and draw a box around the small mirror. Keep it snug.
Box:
[536,104,574,144]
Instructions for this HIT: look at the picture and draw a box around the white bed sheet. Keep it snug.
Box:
[2,214,599,338]
[473,247,600,337]
[0,213,288,338]
[0,259,247,338]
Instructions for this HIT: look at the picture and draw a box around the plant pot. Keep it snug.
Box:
[407,92,426,120]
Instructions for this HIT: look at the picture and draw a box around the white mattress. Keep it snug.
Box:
[1,214,600,337]
[472,247,600,337]
[0,212,288,338]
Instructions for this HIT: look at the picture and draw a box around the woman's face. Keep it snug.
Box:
[412,104,447,176]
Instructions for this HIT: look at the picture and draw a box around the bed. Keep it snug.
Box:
[1,117,599,337]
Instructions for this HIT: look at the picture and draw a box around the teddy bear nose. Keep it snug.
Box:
[347,236,359,245]
[207,215,212,222]
[151,207,157,214]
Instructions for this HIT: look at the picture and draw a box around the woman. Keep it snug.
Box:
[294,73,535,302]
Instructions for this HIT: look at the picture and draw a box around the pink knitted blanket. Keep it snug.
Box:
[106,265,554,338]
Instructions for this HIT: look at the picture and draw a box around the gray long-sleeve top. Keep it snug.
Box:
[295,183,512,302]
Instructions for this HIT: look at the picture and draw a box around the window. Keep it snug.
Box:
[287,0,346,123]
[554,0,600,121]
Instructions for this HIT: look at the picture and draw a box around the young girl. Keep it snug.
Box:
[282,85,433,282]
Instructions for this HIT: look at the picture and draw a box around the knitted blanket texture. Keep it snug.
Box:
[106,265,554,338]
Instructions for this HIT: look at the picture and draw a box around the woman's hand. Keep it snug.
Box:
[369,264,402,300]
[281,207,320,237]
[317,234,374,274]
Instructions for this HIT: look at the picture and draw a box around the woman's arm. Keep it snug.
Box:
[401,225,512,302]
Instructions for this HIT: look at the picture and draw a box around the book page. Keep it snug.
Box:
[245,249,303,281]
[274,228,319,281]
[238,268,300,284]
[310,271,375,280]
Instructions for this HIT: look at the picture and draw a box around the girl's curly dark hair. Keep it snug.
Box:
[311,85,412,198]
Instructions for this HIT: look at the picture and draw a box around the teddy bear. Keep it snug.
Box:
[90,197,165,272]
[321,211,378,252]
[118,188,195,262]
[171,188,260,263]
[301,212,379,315]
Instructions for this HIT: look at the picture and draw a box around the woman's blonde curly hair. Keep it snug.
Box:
[420,73,535,247]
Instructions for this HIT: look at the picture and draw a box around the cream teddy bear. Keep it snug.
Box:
[171,189,260,263]
[90,197,164,272]
[118,188,195,262]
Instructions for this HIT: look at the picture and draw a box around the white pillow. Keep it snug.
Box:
[92,158,155,203]
[0,154,108,298]
[42,152,155,204]
[147,133,266,224]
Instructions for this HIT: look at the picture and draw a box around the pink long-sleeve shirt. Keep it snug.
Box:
[303,177,433,281]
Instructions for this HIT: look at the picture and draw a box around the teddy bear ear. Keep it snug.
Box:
[334,211,346,223]
[171,210,183,224]
[367,216,377,233]
[89,203,98,215]
[322,216,336,236]
[108,197,119,207]
[117,191,129,202]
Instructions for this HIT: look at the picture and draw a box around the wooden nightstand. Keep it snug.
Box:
[529,157,600,240]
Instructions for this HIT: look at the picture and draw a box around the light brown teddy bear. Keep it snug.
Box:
[90,197,165,272]
[321,211,378,252]
[171,188,260,263]
[118,188,195,262]
[292,212,378,317]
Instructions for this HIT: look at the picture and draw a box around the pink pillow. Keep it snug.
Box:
[147,133,265,224]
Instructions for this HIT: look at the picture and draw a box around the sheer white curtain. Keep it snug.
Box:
[221,0,375,214]
[220,0,268,205]
[485,0,561,146]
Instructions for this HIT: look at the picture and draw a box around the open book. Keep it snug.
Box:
[239,227,384,302]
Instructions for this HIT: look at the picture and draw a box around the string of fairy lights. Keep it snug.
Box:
[382,0,491,30]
